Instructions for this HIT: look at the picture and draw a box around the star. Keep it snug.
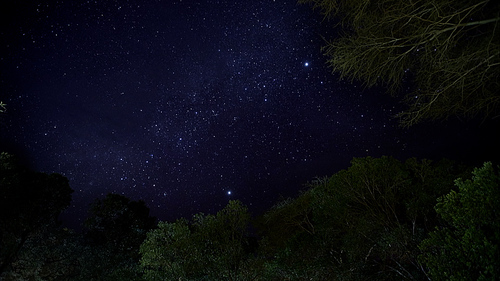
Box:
[1,0,495,231]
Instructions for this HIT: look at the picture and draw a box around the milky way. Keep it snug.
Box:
[1,0,498,228]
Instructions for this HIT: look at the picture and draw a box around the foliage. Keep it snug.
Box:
[0,152,73,275]
[256,156,468,280]
[74,242,146,281]
[0,163,153,281]
[419,162,500,280]
[2,224,147,281]
[299,0,500,126]
[2,153,493,280]
[1,226,81,281]
[255,193,315,253]
[140,200,252,280]
[81,193,156,280]
[84,193,156,259]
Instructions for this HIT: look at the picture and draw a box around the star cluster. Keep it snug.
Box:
[1,0,497,227]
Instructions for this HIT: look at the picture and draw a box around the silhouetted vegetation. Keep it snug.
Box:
[0,152,73,276]
[419,162,500,280]
[299,0,500,126]
[2,152,498,280]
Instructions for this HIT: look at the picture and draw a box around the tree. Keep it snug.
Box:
[306,157,422,280]
[256,194,315,252]
[84,193,156,256]
[419,162,500,280]
[0,152,73,275]
[300,0,500,126]
[191,200,252,279]
[82,193,156,280]
[2,192,157,281]
[140,200,252,280]
[256,156,469,280]
[140,218,198,280]
[85,193,156,249]
[1,226,82,281]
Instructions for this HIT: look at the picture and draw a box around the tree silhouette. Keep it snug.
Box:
[0,152,73,274]
[80,193,156,280]
[140,200,252,280]
[84,193,156,258]
[300,0,500,126]
[256,156,469,280]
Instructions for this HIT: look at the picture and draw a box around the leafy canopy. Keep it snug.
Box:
[256,156,468,280]
[140,200,251,281]
[300,0,500,126]
[84,193,156,258]
[0,152,73,275]
[419,162,500,281]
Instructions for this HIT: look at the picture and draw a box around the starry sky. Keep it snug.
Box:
[1,0,499,229]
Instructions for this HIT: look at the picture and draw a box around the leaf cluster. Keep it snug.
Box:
[1,152,74,275]
[1,153,155,280]
[300,0,500,126]
[84,193,156,259]
[2,153,497,281]
[139,200,252,281]
[419,162,500,280]
[255,156,470,280]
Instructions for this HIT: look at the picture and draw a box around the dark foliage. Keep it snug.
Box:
[2,153,497,281]
[84,193,157,259]
[254,156,471,280]
[0,152,73,275]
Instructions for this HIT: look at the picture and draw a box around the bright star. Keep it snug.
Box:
[304,62,309,67]
[227,191,232,195]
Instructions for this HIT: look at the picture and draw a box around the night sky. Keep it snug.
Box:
[1,0,499,229]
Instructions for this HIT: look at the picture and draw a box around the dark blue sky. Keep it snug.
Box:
[1,0,498,229]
